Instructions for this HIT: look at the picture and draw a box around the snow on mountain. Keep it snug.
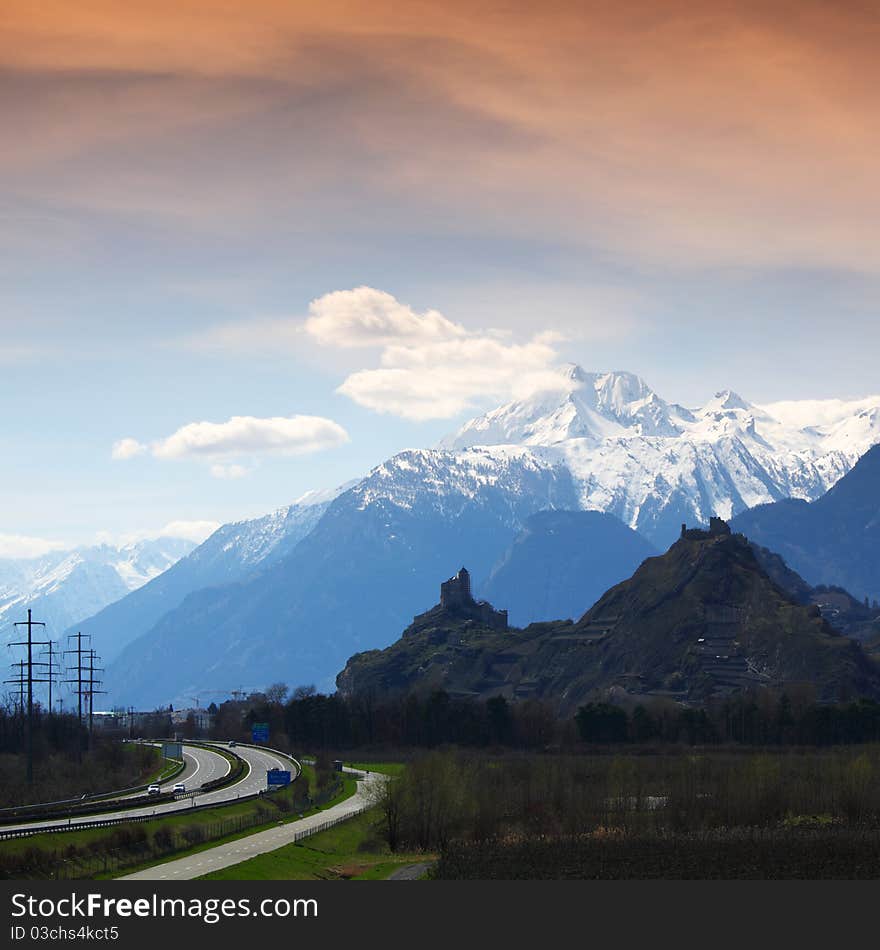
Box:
[104,451,581,708]
[200,479,359,571]
[350,446,576,521]
[439,367,880,544]
[69,480,358,665]
[86,369,880,708]
[0,537,196,648]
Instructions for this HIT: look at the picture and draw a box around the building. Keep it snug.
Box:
[440,567,473,609]
[680,516,733,541]
[439,566,508,630]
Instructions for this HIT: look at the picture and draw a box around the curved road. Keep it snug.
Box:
[0,743,297,835]
[111,743,231,803]
[121,769,383,881]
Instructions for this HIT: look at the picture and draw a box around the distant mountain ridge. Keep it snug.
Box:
[442,366,880,545]
[103,448,580,707]
[0,537,196,649]
[68,486,348,664]
[731,443,880,603]
[481,510,658,626]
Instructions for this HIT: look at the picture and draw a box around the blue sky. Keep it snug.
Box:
[3,1,880,553]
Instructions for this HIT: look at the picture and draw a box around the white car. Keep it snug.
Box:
[147,784,161,795]
[172,782,186,794]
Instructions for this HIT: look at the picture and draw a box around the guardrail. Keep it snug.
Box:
[0,788,180,828]
[190,743,247,793]
[206,741,302,782]
[0,749,186,819]
[0,773,315,843]
[0,786,265,842]
[0,742,247,830]
[0,743,307,841]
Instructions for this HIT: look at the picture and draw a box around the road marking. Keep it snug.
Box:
[178,750,201,789]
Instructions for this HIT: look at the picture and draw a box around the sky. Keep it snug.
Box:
[2,0,879,554]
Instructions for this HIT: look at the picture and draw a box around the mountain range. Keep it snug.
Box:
[481,510,658,627]
[102,448,578,707]
[54,367,880,709]
[443,366,880,546]
[0,537,196,653]
[67,486,346,666]
[731,444,880,604]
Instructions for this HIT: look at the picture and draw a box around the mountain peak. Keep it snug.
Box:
[440,367,675,449]
[559,362,589,384]
[705,389,752,413]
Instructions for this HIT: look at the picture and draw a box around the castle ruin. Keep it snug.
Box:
[440,567,508,630]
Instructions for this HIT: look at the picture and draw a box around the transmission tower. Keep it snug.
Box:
[37,640,62,714]
[64,631,91,728]
[84,649,105,738]
[8,609,51,783]
[4,660,27,713]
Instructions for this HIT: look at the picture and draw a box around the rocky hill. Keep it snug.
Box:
[337,521,880,712]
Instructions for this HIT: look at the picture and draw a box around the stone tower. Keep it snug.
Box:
[440,567,473,609]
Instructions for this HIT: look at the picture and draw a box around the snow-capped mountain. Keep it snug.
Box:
[104,448,580,708]
[0,537,196,649]
[70,482,355,664]
[440,366,880,544]
[83,366,880,708]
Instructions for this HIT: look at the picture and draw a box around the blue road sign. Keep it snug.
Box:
[267,768,292,786]
[251,722,269,743]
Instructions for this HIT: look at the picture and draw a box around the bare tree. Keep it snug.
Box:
[265,682,289,705]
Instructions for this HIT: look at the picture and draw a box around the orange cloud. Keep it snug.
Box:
[2,1,878,270]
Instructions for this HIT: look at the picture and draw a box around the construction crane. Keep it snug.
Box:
[185,687,260,708]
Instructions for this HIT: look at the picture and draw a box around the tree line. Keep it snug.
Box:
[221,684,880,751]
[372,746,880,857]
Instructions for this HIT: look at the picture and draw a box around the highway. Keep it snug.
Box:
[120,769,383,881]
[166,744,229,791]
[111,742,231,803]
[0,742,298,836]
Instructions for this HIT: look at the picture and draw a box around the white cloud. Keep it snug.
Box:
[304,286,466,348]
[151,413,349,460]
[153,520,221,543]
[210,463,251,480]
[311,288,570,420]
[111,437,147,460]
[0,534,69,559]
[98,520,222,546]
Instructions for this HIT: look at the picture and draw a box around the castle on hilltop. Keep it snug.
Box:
[440,567,508,630]
[681,516,734,541]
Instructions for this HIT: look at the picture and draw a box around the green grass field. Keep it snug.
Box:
[100,768,360,878]
[1,762,360,879]
[198,808,431,880]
